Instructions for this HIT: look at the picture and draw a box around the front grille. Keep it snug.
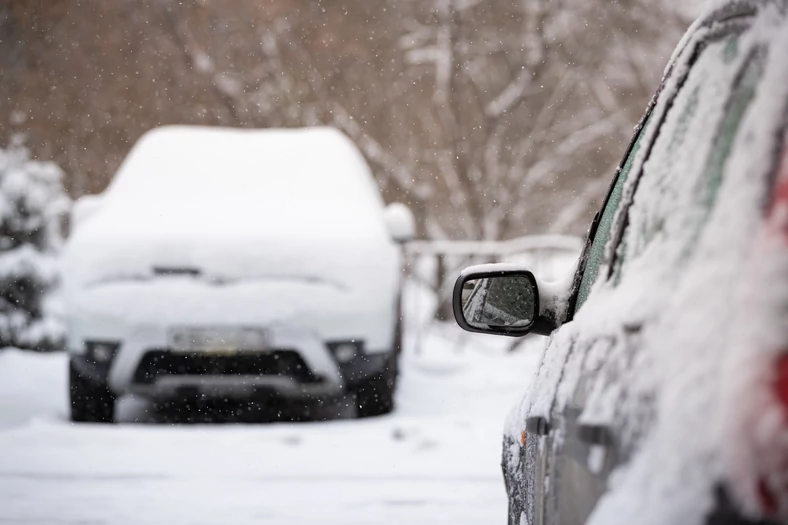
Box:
[132,350,321,385]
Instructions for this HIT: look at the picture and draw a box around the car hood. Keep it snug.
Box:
[67,278,364,326]
[63,200,400,293]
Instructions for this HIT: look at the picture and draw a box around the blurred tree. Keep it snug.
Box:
[390,0,691,239]
[0,140,69,350]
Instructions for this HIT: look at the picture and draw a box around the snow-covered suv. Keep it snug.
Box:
[454,2,788,524]
[64,126,413,423]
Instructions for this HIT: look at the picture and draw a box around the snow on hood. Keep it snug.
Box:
[63,126,399,292]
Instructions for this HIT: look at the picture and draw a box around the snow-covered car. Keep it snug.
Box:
[453,2,788,524]
[63,126,414,423]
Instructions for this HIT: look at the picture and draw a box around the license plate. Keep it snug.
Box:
[169,327,269,354]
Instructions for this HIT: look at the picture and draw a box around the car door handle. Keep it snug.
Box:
[576,423,613,446]
[525,416,551,436]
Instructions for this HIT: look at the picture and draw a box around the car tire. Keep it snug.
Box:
[69,361,116,423]
[355,356,398,418]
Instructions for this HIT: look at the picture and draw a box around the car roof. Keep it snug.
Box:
[104,125,384,210]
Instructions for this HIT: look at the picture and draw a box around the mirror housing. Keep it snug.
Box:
[384,202,416,243]
[452,264,560,337]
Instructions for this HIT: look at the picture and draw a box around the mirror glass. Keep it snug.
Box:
[460,275,537,330]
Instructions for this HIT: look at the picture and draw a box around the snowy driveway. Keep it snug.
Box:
[0,331,539,525]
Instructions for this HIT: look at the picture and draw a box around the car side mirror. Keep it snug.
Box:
[453,264,559,337]
[383,202,416,243]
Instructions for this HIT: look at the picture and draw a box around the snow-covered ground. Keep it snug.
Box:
[0,325,541,525]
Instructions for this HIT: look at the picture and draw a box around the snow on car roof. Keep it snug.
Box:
[76,125,392,242]
[107,125,384,210]
[63,126,399,291]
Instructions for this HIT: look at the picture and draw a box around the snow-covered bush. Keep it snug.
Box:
[0,144,70,351]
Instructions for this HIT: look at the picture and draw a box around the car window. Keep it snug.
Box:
[573,119,651,313]
[611,32,755,280]
[682,49,765,259]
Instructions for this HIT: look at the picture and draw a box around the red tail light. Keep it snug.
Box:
[730,133,788,520]
[755,354,788,517]
[758,477,778,517]
[758,354,788,516]
[755,140,788,515]
[774,355,788,408]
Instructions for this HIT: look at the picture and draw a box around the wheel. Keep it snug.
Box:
[69,361,116,423]
[392,306,403,355]
[355,356,398,418]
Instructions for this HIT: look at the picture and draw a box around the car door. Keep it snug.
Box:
[525,9,760,525]
[514,97,656,525]
[538,115,654,525]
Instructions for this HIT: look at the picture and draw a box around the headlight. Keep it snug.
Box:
[328,340,363,363]
[85,341,121,363]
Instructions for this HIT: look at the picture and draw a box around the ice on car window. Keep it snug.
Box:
[574,119,650,313]
[612,33,749,281]
[683,50,766,259]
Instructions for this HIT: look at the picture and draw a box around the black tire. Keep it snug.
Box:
[69,361,116,423]
[355,356,398,418]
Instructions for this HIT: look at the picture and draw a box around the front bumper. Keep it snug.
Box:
[70,324,393,401]
[127,374,342,400]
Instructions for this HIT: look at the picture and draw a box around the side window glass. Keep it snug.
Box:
[682,49,765,259]
[610,32,749,282]
[573,121,650,312]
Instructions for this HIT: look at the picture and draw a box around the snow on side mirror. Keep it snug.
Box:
[453,264,560,337]
[71,194,103,230]
[383,202,416,243]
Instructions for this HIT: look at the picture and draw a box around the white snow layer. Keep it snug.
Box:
[0,326,543,525]
[63,126,399,292]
